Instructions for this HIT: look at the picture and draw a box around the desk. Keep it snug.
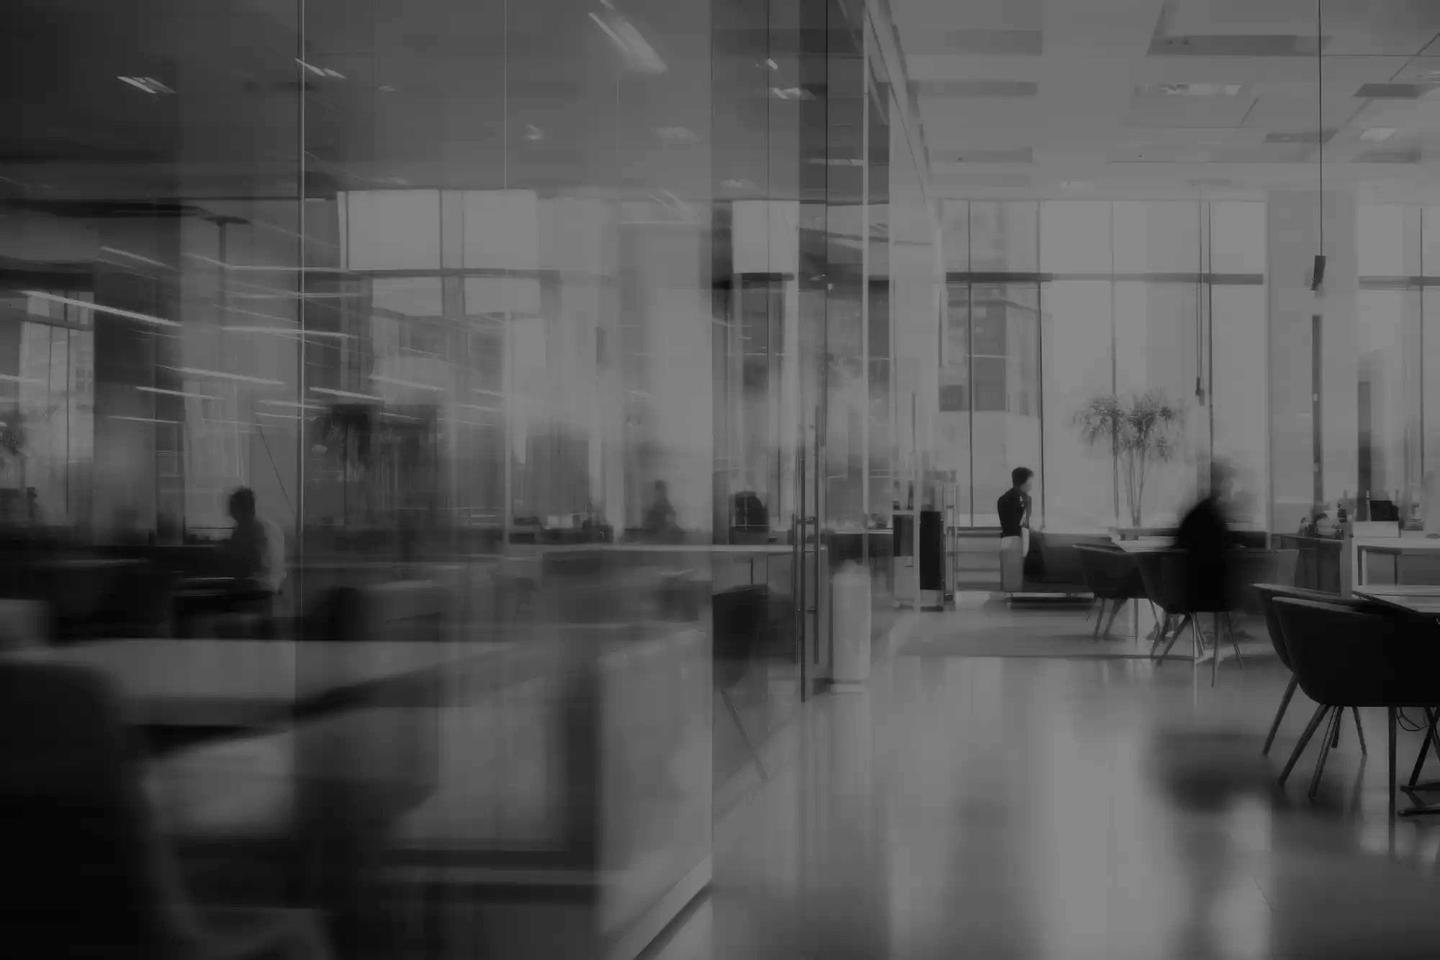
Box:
[1353,585,1440,617]
[1354,539,1440,588]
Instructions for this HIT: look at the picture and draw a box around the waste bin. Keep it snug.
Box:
[831,562,872,687]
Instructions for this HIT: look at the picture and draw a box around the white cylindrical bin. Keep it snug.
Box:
[831,561,872,688]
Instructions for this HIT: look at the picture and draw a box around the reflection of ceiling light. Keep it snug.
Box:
[136,386,220,401]
[312,386,384,402]
[295,59,345,80]
[770,86,814,101]
[167,366,284,386]
[1153,82,1243,97]
[118,76,174,95]
[765,58,780,71]
[524,124,545,142]
[656,126,699,144]
[372,374,445,392]
[378,84,398,93]
[21,291,179,328]
[1361,127,1397,142]
[721,178,757,191]
[100,246,172,270]
[1059,180,1095,191]
[588,7,667,75]
[111,415,179,425]
[0,374,42,385]
[259,399,324,411]
[221,325,354,340]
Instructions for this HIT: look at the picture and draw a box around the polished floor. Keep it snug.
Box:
[654,605,1440,960]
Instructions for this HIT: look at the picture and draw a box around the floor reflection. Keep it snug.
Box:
[662,614,1440,960]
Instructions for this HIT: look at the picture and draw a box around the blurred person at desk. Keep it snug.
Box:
[222,487,286,594]
[177,487,286,636]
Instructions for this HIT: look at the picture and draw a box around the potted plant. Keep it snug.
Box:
[1073,391,1185,528]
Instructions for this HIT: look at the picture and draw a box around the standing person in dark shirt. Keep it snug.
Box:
[998,467,1041,579]
[1174,460,1236,613]
[997,466,1034,538]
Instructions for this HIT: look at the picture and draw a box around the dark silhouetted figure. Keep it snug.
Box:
[642,480,681,543]
[1174,461,1236,612]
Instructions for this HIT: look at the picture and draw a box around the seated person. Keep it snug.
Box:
[220,487,286,596]
[178,488,286,636]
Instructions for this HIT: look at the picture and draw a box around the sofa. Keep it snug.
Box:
[1000,531,1115,595]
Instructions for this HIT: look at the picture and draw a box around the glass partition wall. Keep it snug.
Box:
[940,199,1268,534]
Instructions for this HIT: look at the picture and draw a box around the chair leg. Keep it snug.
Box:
[1150,614,1172,660]
[1158,615,1188,663]
[1262,674,1300,756]
[1211,613,1221,687]
[1390,707,1399,819]
[1280,702,1331,788]
[1102,599,1124,641]
[1351,706,1367,756]
[1226,613,1243,667]
[1310,707,1343,800]
[1410,708,1440,788]
[1092,599,1105,638]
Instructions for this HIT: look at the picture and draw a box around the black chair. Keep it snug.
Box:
[1135,550,1209,664]
[1074,545,1148,642]
[0,660,329,958]
[1272,598,1440,813]
[1252,584,1377,757]
[1200,549,1299,687]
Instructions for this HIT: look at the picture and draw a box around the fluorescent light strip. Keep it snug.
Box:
[110,415,178,425]
[0,374,43,385]
[136,386,220,401]
[372,374,445,392]
[20,291,179,328]
[311,386,384,402]
[166,366,285,386]
[255,411,306,422]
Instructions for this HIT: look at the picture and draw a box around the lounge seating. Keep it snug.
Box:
[1000,531,1112,597]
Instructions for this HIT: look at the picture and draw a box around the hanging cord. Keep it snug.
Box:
[1317,0,1325,256]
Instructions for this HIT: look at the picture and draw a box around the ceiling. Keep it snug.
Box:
[890,0,1440,199]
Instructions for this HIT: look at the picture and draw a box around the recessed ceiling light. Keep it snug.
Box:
[1361,127,1397,142]
[765,58,780,71]
[523,124,545,142]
